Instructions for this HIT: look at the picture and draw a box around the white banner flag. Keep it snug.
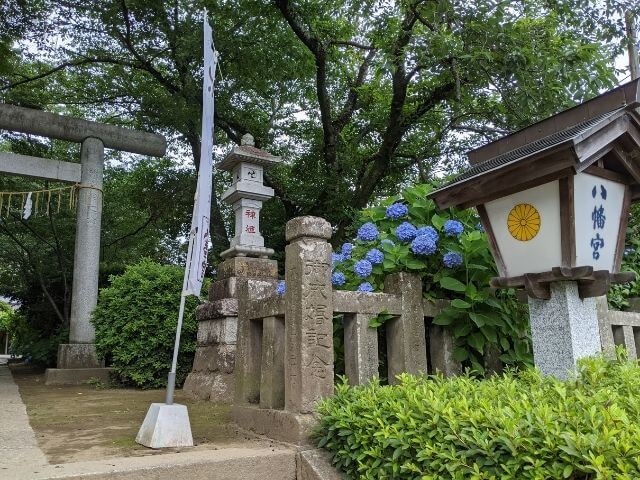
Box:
[184,11,218,296]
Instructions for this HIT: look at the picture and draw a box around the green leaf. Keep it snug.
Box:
[451,299,471,309]
[469,312,488,327]
[454,322,472,338]
[433,311,454,325]
[452,347,468,362]
[404,258,426,270]
[440,277,466,292]
[431,214,446,230]
[467,332,485,354]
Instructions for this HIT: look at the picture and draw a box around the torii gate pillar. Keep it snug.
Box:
[54,138,105,374]
[0,103,167,385]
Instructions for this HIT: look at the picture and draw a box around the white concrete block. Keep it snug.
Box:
[136,403,194,449]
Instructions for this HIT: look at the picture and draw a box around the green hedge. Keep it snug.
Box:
[92,259,201,388]
[315,355,640,479]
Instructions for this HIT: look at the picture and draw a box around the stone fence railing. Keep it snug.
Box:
[185,214,640,446]
[230,216,461,445]
[597,298,640,359]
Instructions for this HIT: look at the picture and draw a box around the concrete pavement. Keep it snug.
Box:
[0,364,49,473]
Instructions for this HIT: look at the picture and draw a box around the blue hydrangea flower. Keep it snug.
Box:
[341,242,354,258]
[357,222,379,242]
[276,280,286,296]
[444,220,464,237]
[476,222,485,233]
[443,251,464,268]
[331,272,346,286]
[357,282,374,293]
[354,259,373,278]
[385,203,408,219]
[395,222,417,242]
[380,238,395,247]
[416,226,439,244]
[411,235,437,256]
[365,248,384,265]
[332,252,345,268]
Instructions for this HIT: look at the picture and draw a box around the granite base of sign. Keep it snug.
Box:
[136,403,194,449]
[528,281,601,379]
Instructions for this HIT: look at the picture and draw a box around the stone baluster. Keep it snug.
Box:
[284,216,334,414]
[343,313,379,385]
[384,272,428,384]
[260,316,286,409]
[428,324,462,377]
[234,278,277,404]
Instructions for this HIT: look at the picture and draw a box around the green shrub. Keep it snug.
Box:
[92,259,202,388]
[315,355,640,479]
[333,183,531,372]
[608,203,640,310]
[0,301,64,365]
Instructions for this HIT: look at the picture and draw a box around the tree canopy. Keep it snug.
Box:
[0,0,637,356]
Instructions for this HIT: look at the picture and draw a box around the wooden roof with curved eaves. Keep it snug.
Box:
[429,79,640,210]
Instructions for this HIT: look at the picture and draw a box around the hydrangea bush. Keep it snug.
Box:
[331,184,531,372]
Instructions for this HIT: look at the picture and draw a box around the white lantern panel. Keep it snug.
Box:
[573,172,625,272]
[485,180,562,277]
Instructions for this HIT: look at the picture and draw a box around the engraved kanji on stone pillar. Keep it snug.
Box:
[284,216,334,414]
[384,272,428,384]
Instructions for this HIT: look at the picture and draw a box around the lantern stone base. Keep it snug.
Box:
[528,281,602,380]
[184,256,278,403]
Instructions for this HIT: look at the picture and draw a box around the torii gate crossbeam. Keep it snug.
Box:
[0,103,167,385]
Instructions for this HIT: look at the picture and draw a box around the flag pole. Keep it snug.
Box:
[136,9,215,449]
[165,185,199,405]
[165,294,186,405]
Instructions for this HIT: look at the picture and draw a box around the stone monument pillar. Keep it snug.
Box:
[284,216,335,414]
[183,134,280,402]
[528,282,602,380]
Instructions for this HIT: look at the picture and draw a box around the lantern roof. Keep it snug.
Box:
[430,79,640,209]
[217,134,281,171]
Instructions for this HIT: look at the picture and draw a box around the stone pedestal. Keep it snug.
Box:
[44,343,112,385]
[55,343,102,368]
[528,281,601,380]
[183,256,278,403]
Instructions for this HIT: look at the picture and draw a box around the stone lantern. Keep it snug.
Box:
[217,133,281,259]
[429,79,640,378]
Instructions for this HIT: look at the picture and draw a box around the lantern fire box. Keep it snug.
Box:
[430,80,640,300]
[429,79,640,379]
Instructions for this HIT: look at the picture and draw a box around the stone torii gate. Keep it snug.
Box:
[0,103,166,384]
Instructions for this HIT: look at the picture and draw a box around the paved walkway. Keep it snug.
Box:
[0,364,49,472]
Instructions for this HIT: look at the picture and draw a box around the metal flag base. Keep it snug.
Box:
[135,402,194,449]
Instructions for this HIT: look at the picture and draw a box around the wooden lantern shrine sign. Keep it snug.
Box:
[429,79,640,378]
